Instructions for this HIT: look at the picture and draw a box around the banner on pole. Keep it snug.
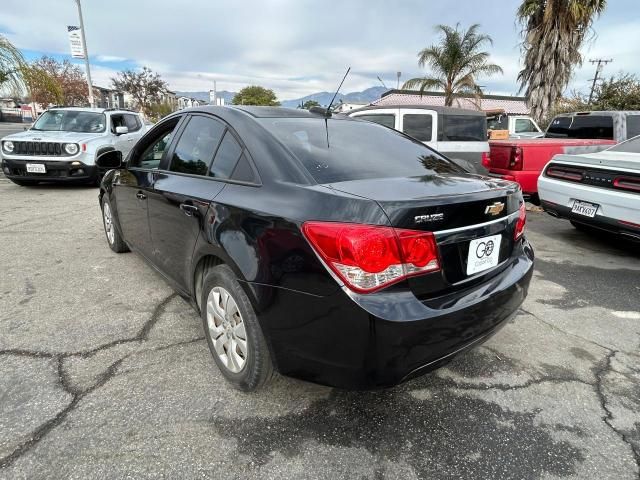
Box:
[67,26,85,59]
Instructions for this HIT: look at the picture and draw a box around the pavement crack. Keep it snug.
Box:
[0,356,126,469]
[593,350,640,477]
[519,307,615,353]
[0,293,178,469]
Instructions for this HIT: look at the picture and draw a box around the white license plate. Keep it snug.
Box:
[26,163,46,173]
[571,200,598,218]
[467,234,502,276]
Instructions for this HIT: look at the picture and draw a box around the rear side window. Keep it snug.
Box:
[546,115,614,139]
[259,117,463,183]
[354,114,395,129]
[209,131,242,179]
[626,115,640,138]
[403,114,433,142]
[170,116,225,176]
[441,115,486,141]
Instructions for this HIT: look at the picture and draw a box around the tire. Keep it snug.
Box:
[9,178,39,187]
[101,196,129,253]
[201,265,274,391]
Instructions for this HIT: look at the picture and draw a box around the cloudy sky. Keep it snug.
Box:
[2,0,639,100]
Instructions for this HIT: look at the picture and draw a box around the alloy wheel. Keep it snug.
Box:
[103,202,115,245]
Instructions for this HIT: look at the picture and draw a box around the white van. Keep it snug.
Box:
[348,105,490,173]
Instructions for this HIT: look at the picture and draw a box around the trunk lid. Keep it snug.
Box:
[325,174,523,295]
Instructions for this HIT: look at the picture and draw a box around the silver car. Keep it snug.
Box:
[1,107,146,186]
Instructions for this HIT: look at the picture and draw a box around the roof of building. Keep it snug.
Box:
[349,104,486,116]
[372,89,530,115]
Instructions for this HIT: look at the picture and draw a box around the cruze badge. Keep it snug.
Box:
[414,213,444,224]
[485,202,505,216]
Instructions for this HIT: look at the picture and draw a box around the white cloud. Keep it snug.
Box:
[1,0,638,100]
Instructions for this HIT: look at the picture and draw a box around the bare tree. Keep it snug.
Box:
[112,67,168,116]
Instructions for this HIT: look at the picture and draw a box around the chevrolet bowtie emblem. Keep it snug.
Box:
[485,202,505,216]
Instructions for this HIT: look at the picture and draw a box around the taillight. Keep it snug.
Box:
[82,143,87,152]
[481,152,491,169]
[302,222,440,293]
[613,176,640,193]
[514,203,526,240]
[509,147,523,170]
[546,166,583,182]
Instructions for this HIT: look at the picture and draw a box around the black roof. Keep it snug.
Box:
[230,106,316,118]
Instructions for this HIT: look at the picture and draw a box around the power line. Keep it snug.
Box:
[587,58,612,105]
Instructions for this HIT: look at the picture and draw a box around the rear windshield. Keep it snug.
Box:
[546,115,614,139]
[607,135,640,154]
[259,117,464,183]
[441,115,486,141]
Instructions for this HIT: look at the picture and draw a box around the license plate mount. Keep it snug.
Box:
[467,234,502,276]
[26,163,46,174]
[571,200,598,218]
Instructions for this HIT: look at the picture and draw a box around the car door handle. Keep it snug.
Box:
[179,203,199,217]
[127,138,135,142]
[136,192,146,200]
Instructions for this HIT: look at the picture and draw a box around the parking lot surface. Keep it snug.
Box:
[0,174,638,479]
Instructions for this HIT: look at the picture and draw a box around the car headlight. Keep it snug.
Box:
[3,141,14,153]
[64,143,79,155]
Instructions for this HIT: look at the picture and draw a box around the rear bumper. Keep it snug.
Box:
[255,239,534,389]
[488,169,540,195]
[538,176,640,238]
[1,158,98,182]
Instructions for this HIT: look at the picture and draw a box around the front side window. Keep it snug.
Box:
[124,114,141,132]
[403,114,433,142]
[111,114,126,133]
[169,116,225,176]
[626,115,640,139]
[32,110,106,133]
[130,118,180,169]
[259,117,463,184]
[353,114,395,129]
[441,115,486,141]
[515,118,537,133]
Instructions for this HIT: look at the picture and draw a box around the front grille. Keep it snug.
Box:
[13,141,66,156]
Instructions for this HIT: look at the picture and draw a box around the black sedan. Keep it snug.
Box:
[97,106,534,391]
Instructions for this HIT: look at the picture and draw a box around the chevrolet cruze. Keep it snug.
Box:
[97,106,534,391]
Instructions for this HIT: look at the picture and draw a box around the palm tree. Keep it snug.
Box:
[517,0,607,123]
[403,24,503,106]
[0,35,26,94]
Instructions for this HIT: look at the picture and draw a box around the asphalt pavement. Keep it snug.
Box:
[0,164,638,479]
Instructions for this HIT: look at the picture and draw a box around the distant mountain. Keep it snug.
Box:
[175,86,388,108]
[280,86,388,108]
[174,90,237,104]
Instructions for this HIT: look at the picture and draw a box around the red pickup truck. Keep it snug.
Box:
[485,111,640,202]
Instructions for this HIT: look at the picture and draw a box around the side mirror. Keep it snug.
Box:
[115,126,129,135]
[96,150,123,169]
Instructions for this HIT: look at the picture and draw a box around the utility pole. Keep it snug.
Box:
[587,58,612,105]
[74,0,94,107]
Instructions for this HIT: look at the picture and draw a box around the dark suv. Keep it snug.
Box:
[97,106,534,391]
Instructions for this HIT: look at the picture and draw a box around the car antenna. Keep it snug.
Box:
[326,67,351,115]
